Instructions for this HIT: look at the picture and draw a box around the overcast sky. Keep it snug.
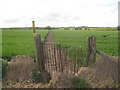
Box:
[0,0,119,27]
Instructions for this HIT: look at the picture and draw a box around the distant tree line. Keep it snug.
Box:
[2,26,117,30]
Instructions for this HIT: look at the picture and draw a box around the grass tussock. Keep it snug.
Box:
[4,55,37,83]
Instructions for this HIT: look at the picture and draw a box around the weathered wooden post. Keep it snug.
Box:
[34,35,45,71]
[32,21,45,71]
[32,21,35,34]
[32,21,51,83]
[32,21,37,61]
[86,37,96,66]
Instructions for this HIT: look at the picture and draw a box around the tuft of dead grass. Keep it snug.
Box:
[3,55,37,83]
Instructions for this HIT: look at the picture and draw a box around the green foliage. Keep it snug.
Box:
[44,26,51,30]
[5,80,16,86]
[110,82,120,88]
[117,26,120,30]
[72,77,91,88]
[2,29,48,59]
[32,69,42,83]
[48,79,57,87]
[0,59,8,78]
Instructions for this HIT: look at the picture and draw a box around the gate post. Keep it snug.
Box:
[32,21,51,83]
[32,21,45,71]
[34,35,45,71]
[86,37,96,66]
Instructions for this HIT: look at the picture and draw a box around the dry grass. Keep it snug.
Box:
[77,54,118,88]
[3,55,37,83]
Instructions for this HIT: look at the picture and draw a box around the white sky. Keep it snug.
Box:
[0,0,119,27]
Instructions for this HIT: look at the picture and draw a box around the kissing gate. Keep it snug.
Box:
[32,21,96,80]
[34,35,83,75]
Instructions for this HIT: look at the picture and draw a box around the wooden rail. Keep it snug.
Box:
[96,49,106,56]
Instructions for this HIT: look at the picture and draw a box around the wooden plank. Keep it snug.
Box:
[43,43,47,71]
[41,42,45,71]
[54,44,57,72]
[65,49,68,73]
[60,48,63,73]
[48,43,52,73]
[52,43,55,73]
[64,48,67,73]
[58,44,61,72]
[76,48,78,74]
[62,48,66,73]
[47,43,50,73]
[67,48,71,74]
[73,49,76,75]
[56,44,60,72]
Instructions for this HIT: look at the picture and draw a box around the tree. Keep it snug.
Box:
[45,26,51,30]
[117,25,120,30]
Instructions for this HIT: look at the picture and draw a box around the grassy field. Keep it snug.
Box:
[2,29,118,60]
[52,30,118,56]
[2,29,48,59]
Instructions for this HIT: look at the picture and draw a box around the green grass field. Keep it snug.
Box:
[2,29,48,59]
[52,30,118,56]
[2,29,118,60]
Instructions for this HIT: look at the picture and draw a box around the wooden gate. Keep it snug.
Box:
[42,42,84,75]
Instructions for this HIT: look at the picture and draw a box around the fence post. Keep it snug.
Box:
[34,35,51,83]
[32,21,51,83]
[32,21,45,71]
[34,35,45,71]
[32,21,36,34]
[86,37,96,65]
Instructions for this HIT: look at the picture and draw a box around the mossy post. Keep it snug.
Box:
[86,37,96,66]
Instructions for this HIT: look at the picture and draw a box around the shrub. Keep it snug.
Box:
[0,59,8,78]
[32,69,42,83]
[72,77,91,88]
